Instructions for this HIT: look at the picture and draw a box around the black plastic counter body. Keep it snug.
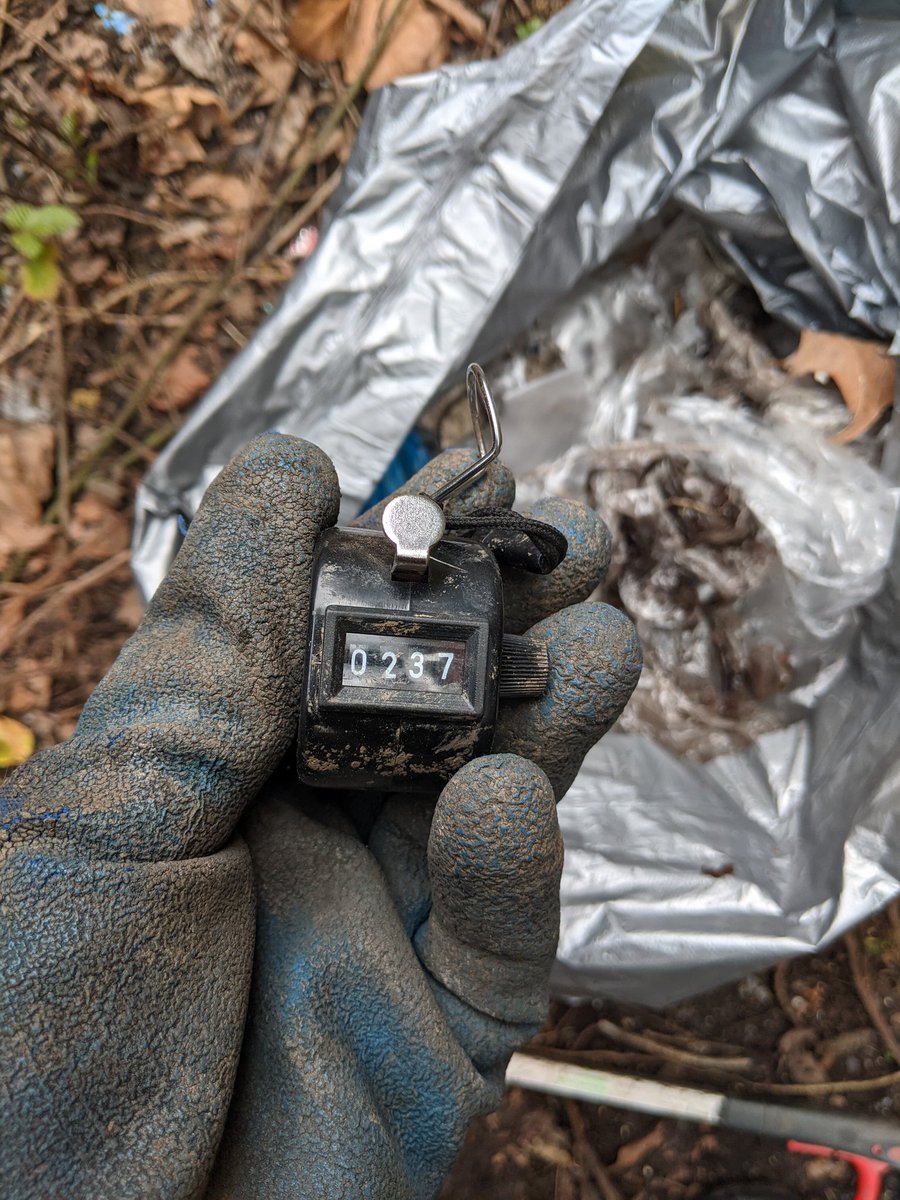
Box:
[298,524,504,791]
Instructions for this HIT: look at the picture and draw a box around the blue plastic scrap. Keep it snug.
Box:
[94,4,138,36]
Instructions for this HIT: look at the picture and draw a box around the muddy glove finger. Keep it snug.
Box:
[415,754,562,1030]
[502,498,612,633]
[495,601,642,799]
[7,433,340,860]
[367,594,639,921]
[353,447,515,528]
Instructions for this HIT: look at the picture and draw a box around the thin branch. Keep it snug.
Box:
[845,927,900,1062]
[743,1067,900,1096]
[773,959,802,1026]
[50,308,70,528]
[262,165,342,257]
[564,1100,624,1200]
[0,550,130,658]
[595,1020,756,1073]
[0,120,69,184]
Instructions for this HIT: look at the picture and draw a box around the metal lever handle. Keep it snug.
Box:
[382,363,502,580]
[430,364,502,506]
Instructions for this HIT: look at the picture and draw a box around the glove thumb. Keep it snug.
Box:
[415,753,562,1025]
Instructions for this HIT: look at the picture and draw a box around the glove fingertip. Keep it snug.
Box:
[207,432,341,529]
[428,753,562,954]
[502,498,613,633]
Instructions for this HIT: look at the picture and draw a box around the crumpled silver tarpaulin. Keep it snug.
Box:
[133,0,900,1003]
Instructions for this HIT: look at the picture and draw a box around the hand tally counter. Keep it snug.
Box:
[298,365,568,791]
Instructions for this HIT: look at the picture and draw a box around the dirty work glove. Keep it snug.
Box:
[0,436,641,1200]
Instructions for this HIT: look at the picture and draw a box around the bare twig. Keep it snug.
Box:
[79,204,170,231]
[888,898,900,948]
[742,1067,900,1096]
[773,960,802,1026]
[0,318,49,371]
[0,288,24,347]
[595,1020,756,1073]
[234,75,298,265]
[482,0,505,57]
[50,309,70,528]
[262,166,343,257]
[114,422,178,471]
[223,0,261,52]
[845,927,900,1062]
[610,1124,667,1176]
[0,551,130,658]
[565,1099,625,1200]
[0,119,69,184]
[531,1046,670,1071]
[0,10,87,80]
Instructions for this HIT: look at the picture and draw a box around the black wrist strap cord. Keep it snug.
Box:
[445,508,568,575]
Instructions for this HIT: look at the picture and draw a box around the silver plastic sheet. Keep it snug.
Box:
[133,0,900,1002]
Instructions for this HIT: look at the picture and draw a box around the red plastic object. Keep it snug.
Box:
[787,1140,893,1200]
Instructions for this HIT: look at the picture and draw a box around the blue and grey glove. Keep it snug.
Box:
[0,436,640,1200]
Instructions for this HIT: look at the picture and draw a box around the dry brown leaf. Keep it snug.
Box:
[0,422,55,570]
[69,494,130,558]
[185,173,260,236]
[234,29,296,103]
[139,85,227,125]
[268,85,315,169]
[7,660,53,715]
[781,329,896,444]
[158,217,212,250]
[185,172,257,211]
[119,0,194,27]
[0,0,67,71]
[287,0,351,62]
[151,345,213,412]
[56,30,109,67]
[426,0,484,41]
[340,0,448,89]
[140,127,206,175]
[171,26,222,82]
[68,256,109,286]
[133,60,170,89]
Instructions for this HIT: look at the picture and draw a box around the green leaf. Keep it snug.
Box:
[24,204,82,239]
[60,109,83,148]
[22,245,61,301]
[0,716,35,768]
[515,16,544,38]
[2,204,35,231]
[9,230,44,261]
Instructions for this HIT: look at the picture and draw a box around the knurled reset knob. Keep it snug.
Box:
[499,634,550,699]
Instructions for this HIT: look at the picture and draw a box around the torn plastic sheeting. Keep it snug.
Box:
[496,220,899,1000]
[547,397,899,1004]
[132,0,900,1002]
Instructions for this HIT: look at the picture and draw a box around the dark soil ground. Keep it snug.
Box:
[441,919,900,1200]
